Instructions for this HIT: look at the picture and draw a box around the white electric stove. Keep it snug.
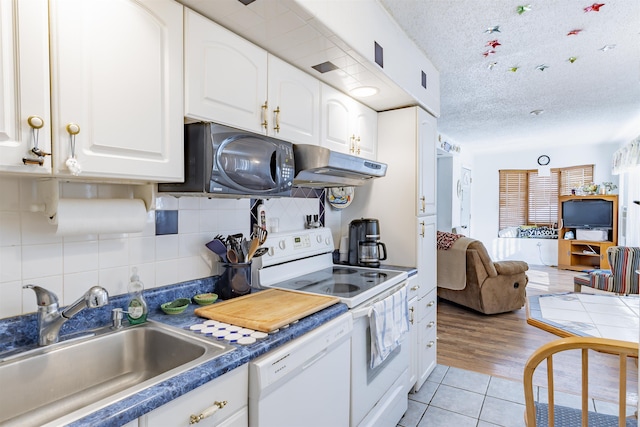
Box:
[254,228,410,427]
[254,228,407,308]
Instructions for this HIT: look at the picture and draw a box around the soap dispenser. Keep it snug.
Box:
[127,267,148,325]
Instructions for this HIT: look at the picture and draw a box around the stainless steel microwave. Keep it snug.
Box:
[158,123,295,197]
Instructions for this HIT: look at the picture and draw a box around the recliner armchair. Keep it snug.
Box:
[437,237,529,314]
[573,246,640,295]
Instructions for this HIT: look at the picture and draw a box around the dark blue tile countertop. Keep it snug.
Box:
[0,277,348,427]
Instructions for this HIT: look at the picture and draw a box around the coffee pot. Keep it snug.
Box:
[348,218,387,267]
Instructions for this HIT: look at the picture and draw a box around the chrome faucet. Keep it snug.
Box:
[23,285,109,346]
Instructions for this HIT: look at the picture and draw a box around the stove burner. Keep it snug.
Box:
[361,272,388,279]
[327,283,360,294]
[333,268,358,275]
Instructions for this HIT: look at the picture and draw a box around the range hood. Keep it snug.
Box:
[292,144,387,188]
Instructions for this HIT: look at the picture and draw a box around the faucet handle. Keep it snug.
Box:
[23,285,59,307]
[111,308,129,329]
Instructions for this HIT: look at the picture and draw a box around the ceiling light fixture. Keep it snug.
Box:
[349,86,379,97]
[530,109,544,116]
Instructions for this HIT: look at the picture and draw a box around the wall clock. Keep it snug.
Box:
[537,155,550,166]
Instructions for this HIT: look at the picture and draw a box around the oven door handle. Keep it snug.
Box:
[352,306,373,319]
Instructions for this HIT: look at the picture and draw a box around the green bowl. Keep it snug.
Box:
[161,298,190,315]
[193,293,218,306]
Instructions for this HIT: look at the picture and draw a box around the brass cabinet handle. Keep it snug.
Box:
[426,340,435,348]
[28,115,45,129]
[427,321,435,328]
[349,135,356,153]
[23,115,49,164]
[355,136,361,154]
[419,196,426,212]
[273,106,280,132]
[420,221,425,237]
[410,285,419,291]
[189,400,227,424]
[426,300,435,307]
[261,101,268,130]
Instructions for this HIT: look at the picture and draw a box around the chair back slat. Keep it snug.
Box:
[523,337,637,427]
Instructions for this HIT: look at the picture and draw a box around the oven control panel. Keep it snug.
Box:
[260,228,334,267]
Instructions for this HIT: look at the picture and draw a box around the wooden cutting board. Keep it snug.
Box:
[194,289,340,332]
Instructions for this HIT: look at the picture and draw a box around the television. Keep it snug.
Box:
[561,199,613,229]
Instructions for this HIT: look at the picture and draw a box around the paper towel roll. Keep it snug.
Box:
[50,198,147,236]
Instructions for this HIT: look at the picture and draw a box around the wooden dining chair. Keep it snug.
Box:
[523,337,638,427]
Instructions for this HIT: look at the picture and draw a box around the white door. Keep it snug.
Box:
[460,167,472,235]
[417,108,437,216]
[0,0,52,175]
[49,0,184,181]
[267,55,319,145]
[185,8,267,134]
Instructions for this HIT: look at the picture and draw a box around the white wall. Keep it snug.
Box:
[468,142,620,265]
[0,175,327,321]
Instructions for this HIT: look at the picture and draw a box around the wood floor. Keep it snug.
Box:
[436,265,638,405]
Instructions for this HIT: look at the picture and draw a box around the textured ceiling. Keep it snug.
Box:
[379,0,640,152]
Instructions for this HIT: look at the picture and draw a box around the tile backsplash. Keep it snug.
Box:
[0,176,328,320]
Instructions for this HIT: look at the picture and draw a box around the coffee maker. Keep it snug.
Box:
[348,218,387,267]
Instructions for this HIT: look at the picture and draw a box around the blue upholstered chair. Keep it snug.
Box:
[573,246,640,295]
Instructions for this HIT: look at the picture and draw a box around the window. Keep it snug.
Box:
[498,165,593,232]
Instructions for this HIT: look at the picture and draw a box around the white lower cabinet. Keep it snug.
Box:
[139,365,248,427]
[416,288,437,390]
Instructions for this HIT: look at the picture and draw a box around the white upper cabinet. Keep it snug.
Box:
[417,108,437,216]
[49,0,184,181]
[185,8,268,134]
[320,84,377,160]
[185,9,320,145]
[267,55,319,145]
[0,0,52,175]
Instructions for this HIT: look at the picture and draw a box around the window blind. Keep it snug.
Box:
[499,170,527,229]
[528,170,558,226]
[559,165,594,196]
[498,165,594,232]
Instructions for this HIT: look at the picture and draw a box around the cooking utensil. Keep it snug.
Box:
[226,248,239,264]
[252,247,269,258]
[246,237,261,262]
[252,225,268,245]
[205,238,228,262]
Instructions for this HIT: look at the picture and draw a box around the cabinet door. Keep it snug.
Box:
[140,365,248,427]
[267,55,319,145]
[320,83,351,153]
[185,9,267,134]
[416,288,437,390]
[417,108,437,216]
[0,0,51,175]
[49,0,184,181]
[417,215,436,299]
[352,102,377,160]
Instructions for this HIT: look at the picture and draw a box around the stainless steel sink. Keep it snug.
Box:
[0,321,236,426]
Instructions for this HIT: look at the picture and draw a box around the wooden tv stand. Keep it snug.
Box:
[557,194,618,271]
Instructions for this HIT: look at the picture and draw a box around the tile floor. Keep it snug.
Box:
[398,364,636,427]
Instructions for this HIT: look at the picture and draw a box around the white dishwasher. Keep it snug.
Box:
[248,312,352,427]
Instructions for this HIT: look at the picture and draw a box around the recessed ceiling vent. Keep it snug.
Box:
[311,61,339,74]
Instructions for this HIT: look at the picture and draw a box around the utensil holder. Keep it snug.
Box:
[216,262,252,299]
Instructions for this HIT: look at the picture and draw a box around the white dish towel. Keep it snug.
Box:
[369,286,409,369]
